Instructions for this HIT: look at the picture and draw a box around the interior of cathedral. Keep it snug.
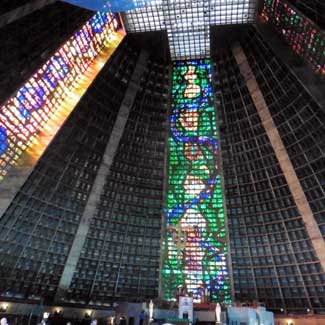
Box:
[0,1,324,324]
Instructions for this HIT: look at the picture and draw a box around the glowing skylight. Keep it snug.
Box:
[122,0,257,60]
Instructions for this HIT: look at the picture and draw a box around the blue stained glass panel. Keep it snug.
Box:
[62,0,154,12]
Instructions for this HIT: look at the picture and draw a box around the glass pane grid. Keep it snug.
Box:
[122,0,257,60]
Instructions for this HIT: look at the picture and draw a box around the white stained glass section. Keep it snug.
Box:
[122,0,257,60]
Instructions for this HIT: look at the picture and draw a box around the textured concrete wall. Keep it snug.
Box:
[0,0,56,28]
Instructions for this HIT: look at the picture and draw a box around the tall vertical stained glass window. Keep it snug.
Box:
[162,59,230,303]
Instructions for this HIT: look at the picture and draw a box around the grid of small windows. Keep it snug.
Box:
[212,32,325,313]
[241,28,325,244]
[122,1,164,33]
[67,55,169,303]
[286,0,325,29]
[262,0,325,76]
[0,2,92,105]
[0,40,137,303]
[122,0,257,60]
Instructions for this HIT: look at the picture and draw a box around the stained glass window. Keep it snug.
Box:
[262,0,325,75]
[162,59,230,303]
[0,12,122,182]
